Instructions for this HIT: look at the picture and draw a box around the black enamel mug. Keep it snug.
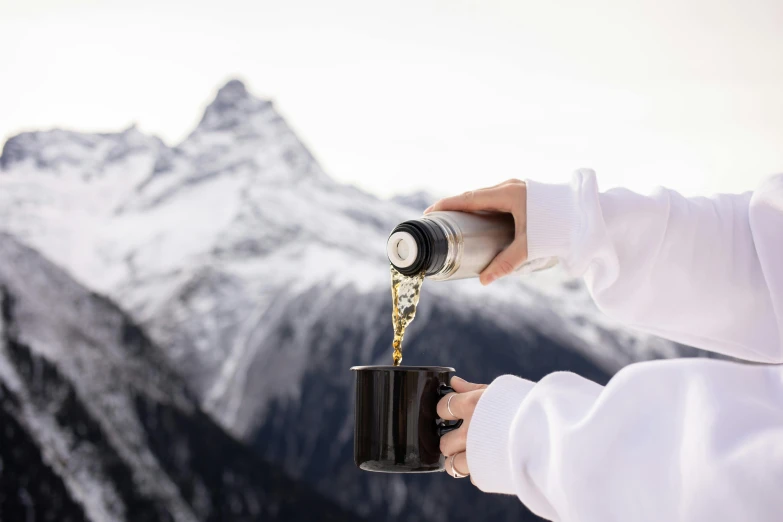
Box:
[351,365,462,473]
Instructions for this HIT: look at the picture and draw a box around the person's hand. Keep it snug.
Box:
[424,179,527,285]
[436,376,488,481]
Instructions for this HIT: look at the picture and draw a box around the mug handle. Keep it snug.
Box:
[436,384,463,437]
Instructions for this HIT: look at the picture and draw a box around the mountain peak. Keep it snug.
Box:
[197,79,272,132]
[217,78,249,99]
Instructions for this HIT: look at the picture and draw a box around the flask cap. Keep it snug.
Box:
[386,218,447,276]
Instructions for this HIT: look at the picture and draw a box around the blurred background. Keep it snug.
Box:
[0,0,781,521]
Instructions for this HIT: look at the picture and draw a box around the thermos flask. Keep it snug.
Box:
[386,211,557,280]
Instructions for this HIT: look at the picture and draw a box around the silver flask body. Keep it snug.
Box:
[386,211,557,281]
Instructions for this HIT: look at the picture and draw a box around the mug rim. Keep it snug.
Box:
[350,365,455,372]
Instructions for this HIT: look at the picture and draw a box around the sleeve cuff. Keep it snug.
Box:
[525,177,580,261]
[466,375,534,495]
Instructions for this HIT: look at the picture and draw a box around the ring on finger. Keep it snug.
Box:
[449,454,469,479]
[446,393,458,420]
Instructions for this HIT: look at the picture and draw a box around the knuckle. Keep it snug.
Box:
[505,178,523,185]
[496,258,516,275]
[509,183,526,198]
[462,190,475,201]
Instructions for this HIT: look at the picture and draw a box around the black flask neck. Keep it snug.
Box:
[387,218,448,276]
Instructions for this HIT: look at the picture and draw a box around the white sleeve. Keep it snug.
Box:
[524,169,783,363]
[466,360,783,522]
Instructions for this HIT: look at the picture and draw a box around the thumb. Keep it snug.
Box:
[450,376,488,393]
[479,237,528,285]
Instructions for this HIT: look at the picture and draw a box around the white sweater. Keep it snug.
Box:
[467,170,783,522]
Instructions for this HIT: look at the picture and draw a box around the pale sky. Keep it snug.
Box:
[1,0,781,198]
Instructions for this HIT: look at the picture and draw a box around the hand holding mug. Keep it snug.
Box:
[436,376,488,479]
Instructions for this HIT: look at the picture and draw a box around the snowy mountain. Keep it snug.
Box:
[389,190,437,211]
[0,233,358,522]
[0,79,707,521]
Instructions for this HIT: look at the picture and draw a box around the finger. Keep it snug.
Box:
[424,186,515,214]
[449,452,470,478]
[423,179,524,214]
[478,178,523,191]
[424,184,502,214]
[479,238,528,285]
[450,376,488,393]
[439,425,467,456]
[437,392,458,420]
[436,389,482,420]
[427,187,510,213]
[493,178,524,188]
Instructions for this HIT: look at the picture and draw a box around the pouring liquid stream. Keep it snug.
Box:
[390,265,425,366]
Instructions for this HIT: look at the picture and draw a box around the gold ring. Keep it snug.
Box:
[449,454,469,478]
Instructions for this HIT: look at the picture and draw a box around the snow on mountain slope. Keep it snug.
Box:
[389,190,438,211]
[0,233,360,522]
[0,126,163,291]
